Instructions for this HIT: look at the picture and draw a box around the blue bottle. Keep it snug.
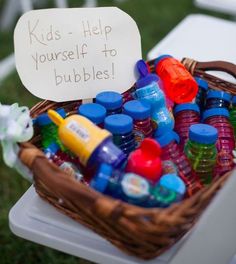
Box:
[135,60,174,136]
[104,114,135,155]
[78,103,106,127]
[123,100,153,147]
[195,77,208,112]
[205,90,231,110]
[96,91,123,115]
[149,174,186,208]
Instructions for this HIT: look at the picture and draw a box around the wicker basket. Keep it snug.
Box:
[18,58,236,260]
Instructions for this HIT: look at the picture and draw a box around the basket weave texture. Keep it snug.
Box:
[18,58,235,259]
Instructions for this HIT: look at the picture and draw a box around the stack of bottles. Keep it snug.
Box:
[34,55,236,209]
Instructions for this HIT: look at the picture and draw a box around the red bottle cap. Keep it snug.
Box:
[126,138,162,183]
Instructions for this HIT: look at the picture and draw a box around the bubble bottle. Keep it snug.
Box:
[126,138,162,184]
[104,114,135,156]
[47,110,127,171]
[194,77,208,112]
[154,55,198,104]
[203,108,235,176]
[123,100,153,147]
[96,91,123,115]
[135,60,174,136]
[155,131,202,194]
[36,108,66,150]
[205,90,231,110]
[184,124,218,185]
[174,103,200,151]
[149,174,186,208]
[78,103,106,128]
[229,96,236,139]
[44,143,84,182]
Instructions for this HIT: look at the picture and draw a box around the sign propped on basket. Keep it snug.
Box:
[14,7,142,102]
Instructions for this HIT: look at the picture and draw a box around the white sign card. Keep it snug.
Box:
[14,7,142,102]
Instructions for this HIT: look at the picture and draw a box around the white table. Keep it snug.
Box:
[195,0,236,16]
[10,14,236,264]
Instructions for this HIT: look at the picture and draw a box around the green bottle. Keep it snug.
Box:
[36,108,66,150]
[184,124,218,185]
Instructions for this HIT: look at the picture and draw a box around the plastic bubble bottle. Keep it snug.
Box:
[203,108,235,176]
[135,59,174,136]
[123,100,153,147]
[205,90,231,110]
[149,174,186,208]
[184,124,218,185]
[47,110,127,171]
[155,55,198,104]
[155,131,202,195]
[96,91,123,115]
[104,114,135,156]
[174,103,200,151]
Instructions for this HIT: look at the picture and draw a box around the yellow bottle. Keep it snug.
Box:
[48,110,111,166]
[48,110,126,168]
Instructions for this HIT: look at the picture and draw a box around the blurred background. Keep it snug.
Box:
[0,0,232,263]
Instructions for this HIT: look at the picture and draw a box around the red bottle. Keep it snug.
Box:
[155,131,202,195]
[123,100,153,147]
[126,138,162,184]
[155,55,198,104]
[203,108,235,177]
[174,103,200,151]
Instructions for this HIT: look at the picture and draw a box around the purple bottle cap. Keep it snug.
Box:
[136,60,159,89]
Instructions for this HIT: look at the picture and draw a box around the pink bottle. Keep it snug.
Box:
[155,131,202,195]
[174,103,200,151]
[203,108,235,177]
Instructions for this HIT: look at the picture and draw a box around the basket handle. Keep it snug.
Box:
[181,58,236,95]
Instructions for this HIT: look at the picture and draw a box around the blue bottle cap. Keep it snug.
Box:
[123,100,151,120]
[207,90,231,102]
[78,103,106,125]
[37,108,66,126]
[104,114,133,134]
[189,124,218,144]
[90,163,113,193]
[96,91,122,110]
[202,108,230,121]
[159,174,186,196]
[44,142,60,155]
[154,54,172,67]
[174,103,200,115]
[136,60,159,88]
[194,77,208,90]
[232,96,236,105]
[155,131,179,147]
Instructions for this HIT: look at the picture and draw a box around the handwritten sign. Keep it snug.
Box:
[14,7,142,102]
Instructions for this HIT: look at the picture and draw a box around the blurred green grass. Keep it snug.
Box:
[0,0,231,263]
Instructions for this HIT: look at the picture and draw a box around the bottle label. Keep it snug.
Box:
[121,173,150,199]
[66,121,89,142]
